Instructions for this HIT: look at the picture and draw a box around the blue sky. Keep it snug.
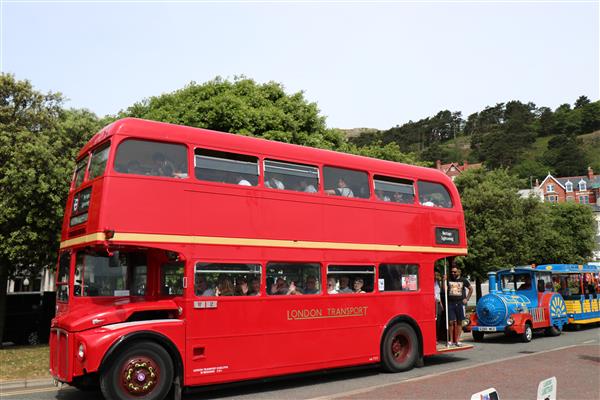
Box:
[2,1,598,129]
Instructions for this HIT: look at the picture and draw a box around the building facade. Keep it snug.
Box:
[538,167,600,261]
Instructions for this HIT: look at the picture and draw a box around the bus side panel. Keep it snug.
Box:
[184,295,381,386]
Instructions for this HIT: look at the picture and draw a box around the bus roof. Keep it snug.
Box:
[79,118,455,186]
[536,264,600,273]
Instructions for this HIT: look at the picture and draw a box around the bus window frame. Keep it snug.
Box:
[373,174,416,205]
[326,264,376,294]
[87,141,112,181]
[113,138,191,180]
[322,165,373,201]
[193,146,260,187]
[262,158,321,194]
[416,180,455,209]
[72,155,91,191]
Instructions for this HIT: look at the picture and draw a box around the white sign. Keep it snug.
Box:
[537,376,557,400]
[378,278,385,291]
[470,388,499,400]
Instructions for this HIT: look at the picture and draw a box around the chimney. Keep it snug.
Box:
[436,160,442,170]
[535,179,540,188]
[463,160,469,170]
[588,166,594,180]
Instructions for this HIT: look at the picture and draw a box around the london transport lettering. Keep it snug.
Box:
[287,306,368,320]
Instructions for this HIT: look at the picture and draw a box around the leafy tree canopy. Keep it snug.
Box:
[122,76,346,150]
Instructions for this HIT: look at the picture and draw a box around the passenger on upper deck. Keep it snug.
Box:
[265,175,285,190]
[376,190,391,202]
[151,152,176,177]
[325,178,354,197]
[236,175,252,186]
[299,180,317,193]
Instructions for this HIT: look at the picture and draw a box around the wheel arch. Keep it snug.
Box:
[381,315,423,358]
[99,330,184,385]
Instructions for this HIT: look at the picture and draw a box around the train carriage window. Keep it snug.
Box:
[264,159,319,193]
[379,264,419,292]
[374,175,415,204]
[195,263,261,296]
[323,166,370,199]
[417,181,453,208]
[88,143,111,180]
[327,265,374,294]
[195,149,259,186]
[114,139,189,178]
[266,262,321,295]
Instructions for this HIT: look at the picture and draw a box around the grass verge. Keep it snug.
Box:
[0,345,50,381]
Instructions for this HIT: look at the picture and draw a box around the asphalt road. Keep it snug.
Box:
[2,325,599,400]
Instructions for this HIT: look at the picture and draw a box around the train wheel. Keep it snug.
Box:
[472,331,484,342]
[100,341,173,400]
[520,323,533,343]
[545,325,561,337]
[381,322,419,372]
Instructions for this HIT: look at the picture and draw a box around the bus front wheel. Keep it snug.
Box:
[381,322,419,372]
[100,341,173,400]
[520,323,533,343]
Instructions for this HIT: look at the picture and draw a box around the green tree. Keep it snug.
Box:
[543,134,589,177]
[122,76,345,150]
[0,74,100,344]
[542,202,597,263]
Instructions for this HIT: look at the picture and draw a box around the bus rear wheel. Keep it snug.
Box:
[100,341,173,400]
[381,322,418,372]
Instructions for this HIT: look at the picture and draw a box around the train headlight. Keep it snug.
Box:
[77,343,86,361]
[506,318,514,326]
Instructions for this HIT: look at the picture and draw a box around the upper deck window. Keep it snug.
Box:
[264,159,319,193]
[373,175,414,204]
[195,149,259,186]
[88,143,111,180]
[114,139,189,178]
[417,181,453,208]
[73,157,88,188]
[323,166,370,199]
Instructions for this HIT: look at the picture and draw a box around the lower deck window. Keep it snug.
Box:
[195,263,261,296]
[327,265,374,294]
[267,263,321,295]
[379,264,419,292]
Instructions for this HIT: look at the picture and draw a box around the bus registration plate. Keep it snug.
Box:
[478,327,497,332]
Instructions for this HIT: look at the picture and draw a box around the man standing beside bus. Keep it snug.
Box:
[446,266,472,346]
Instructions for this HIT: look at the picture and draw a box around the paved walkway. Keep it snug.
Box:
[331,344,600,400]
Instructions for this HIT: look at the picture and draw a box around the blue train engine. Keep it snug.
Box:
[466,267,568,342]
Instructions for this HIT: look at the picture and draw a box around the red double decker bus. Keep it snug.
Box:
[50,118,469,400]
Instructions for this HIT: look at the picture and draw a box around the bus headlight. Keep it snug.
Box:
[77,343,86,361]
[506,318,514,326]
